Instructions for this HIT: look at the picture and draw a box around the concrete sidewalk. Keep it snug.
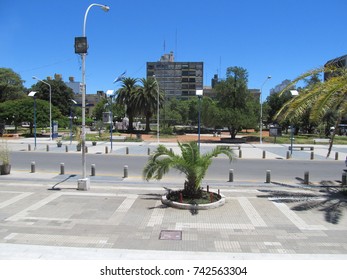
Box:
[0,175,347,260]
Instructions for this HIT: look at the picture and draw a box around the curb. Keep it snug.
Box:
[161,193,226,210]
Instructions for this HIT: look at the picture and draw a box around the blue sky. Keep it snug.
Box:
[1,0,347,99]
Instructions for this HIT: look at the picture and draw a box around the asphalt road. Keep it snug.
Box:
[9,151,345,184]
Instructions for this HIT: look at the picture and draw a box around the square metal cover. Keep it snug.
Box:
[159,230,182,240]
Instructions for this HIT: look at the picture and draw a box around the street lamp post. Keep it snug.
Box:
[75,3,110,191]
[153,75,160,144]
[28,91,37,149]
[289,90,299,156]
[106,72,126,152]
[106,90,115,151]
[260,76,271,144]
[32,76,52,141]
[70,99,77,144]
[196,89,203,153]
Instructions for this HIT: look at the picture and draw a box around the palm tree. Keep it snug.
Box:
[135,77,164,132]
[115,77,139,131]
[275,66,347,157]
[143,141,234,199]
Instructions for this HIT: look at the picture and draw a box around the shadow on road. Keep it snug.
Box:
[258,185,347,224]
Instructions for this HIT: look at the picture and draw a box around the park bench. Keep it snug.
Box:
[110,136,127,141]
[288,146,314,151]
[217,144,241,150]
[313,138,330,144]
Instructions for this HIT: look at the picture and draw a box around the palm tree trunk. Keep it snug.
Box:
[145,112,151,132]
[183,179,202,199]
[128,114,134,131]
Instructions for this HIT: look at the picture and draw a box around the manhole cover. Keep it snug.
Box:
[159,230,182,240]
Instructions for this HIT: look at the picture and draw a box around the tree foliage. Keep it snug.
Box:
[143,141,234,198]
[0,98,62,133]
[30,79,74,116]
[115,77,139,131]
[214,66,259,138]
[0,68,25,102]
[135,77,164,132]
[275,67,347,156]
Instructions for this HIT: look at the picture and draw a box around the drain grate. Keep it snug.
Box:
[159,230,182,240]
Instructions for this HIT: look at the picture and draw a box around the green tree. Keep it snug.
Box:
[143,141,234,199]
[92,98,124,123]
[115,77,139,131]
[275,67,347,156]
[0,68,25,102]
[0,98,62,133]
[30,79,74,116]
[215,66,258,138]
[136,77,164,132]
[201,97,220,128]
[164,98,188,125]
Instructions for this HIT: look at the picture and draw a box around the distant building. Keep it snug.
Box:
[74,91,106,117]
[65,76,83,95]
[146,52,203,99]
[46,73,105,117]
[270,80,292,95]
[324,54,347,81]
[249,89,260,100]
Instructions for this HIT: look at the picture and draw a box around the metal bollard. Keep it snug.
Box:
[91,164,96,176]
[28,144,31,151]
[239,149,242,158]
[335,152,339,160]
[65,145,68,153]
[60,163,65,175]
[342,172,346,186]
[310,151,314,160]
[147,148,151,155]
[105,146,108,154]
[46,144,49,152]
[304,171,309,185]
[207,185,210,193]
[126,147,129,154]
[286,151,290,159]
[262,150,266,159]
[123,165,128,178]
[229,169,234,182]
[85,146,88,153]
[266,170,271,183]
[31,161,36,173]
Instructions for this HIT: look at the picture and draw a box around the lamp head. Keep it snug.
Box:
[101,5,110,12]
[106,90,114,96]
[267,76,272,79]
[196,89,203,96]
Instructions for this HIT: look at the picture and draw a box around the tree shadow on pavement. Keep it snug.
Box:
[258,184,347,224]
